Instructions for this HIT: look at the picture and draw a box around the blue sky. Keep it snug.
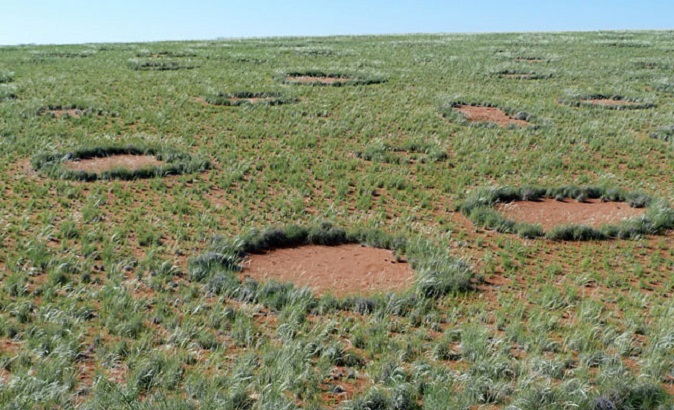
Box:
[1,0,672,45]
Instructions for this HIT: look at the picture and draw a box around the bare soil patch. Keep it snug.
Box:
[63,155,164,173]
[497,198,646,231]
[286,76,352,84]
[581,98,643,107]
[516,57,544,63]
[243,244,414,296]
[228,96,278,104]
[454,105,529,127]
[43,108,84,118]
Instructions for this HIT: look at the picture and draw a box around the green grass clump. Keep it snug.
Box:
[458,186,674,240]
[31,144,210,181]
[654,79,674,94]
[557,93,656,109]
[204,91,295,106]
[277,70,386,86]
[651,125,674,143]
[0,87,16,101]
[127,58,197,71]
[189,223,473,311]
[0,71,14,83]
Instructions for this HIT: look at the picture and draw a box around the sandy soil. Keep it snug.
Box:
[497,198,646,230]
[43,109,83,118]
[454,105,529,127]
[287,76,352,84]
[581,99,642,107]
[242,244,414,296]
[63,155,164,173]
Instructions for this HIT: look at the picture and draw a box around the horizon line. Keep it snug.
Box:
[2,28,671,48]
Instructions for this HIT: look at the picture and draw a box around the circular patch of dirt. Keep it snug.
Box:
[243,244,414,297]
[286,76,353,85]
[43,108,84,118]
[228,96,278,104]
[580,98,643,107]
[500,73,536,79]
[516,57,544,63]
[63,155,164,173]
[454,105,529,127]
[497,198,646,231]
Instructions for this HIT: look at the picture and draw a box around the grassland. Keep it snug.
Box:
[0,30,673,409]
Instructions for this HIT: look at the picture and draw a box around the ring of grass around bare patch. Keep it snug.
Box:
[127,58,197,71]
[440,101,533,128]
[278,70,386,86]
[135,50,197,58]
[36,104,112,119]
[458,186,674,241]
[31,145,210,181]
[558,94,655,110]
[188,224,474,312]
[515,56,547,63]
[495,70,551,80]
[355,138,448,164]
[204,91,295,107]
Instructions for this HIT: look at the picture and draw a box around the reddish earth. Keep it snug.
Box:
[497,198,646,230]
[581,99,642,107]
[453,105,529,127]
[287,76,352,84]
[63,155,164,173]
[242,244,414,296]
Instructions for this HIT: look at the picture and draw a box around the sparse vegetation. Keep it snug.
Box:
[0,32,672,408]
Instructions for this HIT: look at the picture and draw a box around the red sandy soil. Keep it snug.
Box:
[242,244,414,296]
[287,76,352,84]
[497,198,646,230]
[63,155,164,173]
[581,99,642,107]
[454,105,529,127]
